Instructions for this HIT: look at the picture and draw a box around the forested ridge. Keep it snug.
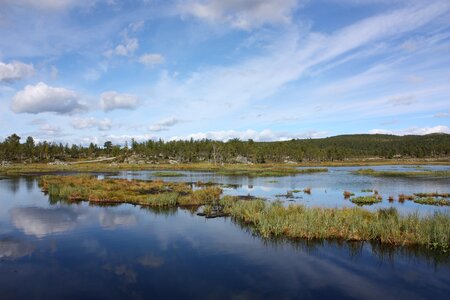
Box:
[1,133,449,163]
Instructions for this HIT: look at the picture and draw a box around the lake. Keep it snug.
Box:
[0,165,449,299]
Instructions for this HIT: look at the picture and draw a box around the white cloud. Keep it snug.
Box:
[170,129,327,141]
[0,238,34,259]
[177,0,300,30]
[369,125,450,135]
[99,210,138,228]
[139,53,165,66]
[154,2,450,117]
[434,110,450,118]
[39,123,61,135]
[387,95,416,106]
[71,117,112,131]
[1,0,106,11]
[11,82,86,114]
[10,207,83,238]
[104,37,139,58]
[149,117,182,132]
[0,61,34,82]
[100,91,138,111]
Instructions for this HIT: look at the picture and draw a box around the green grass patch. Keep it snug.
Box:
[225,201,450,251]
[354,168,450,178]
[414,198,450,206]
[152,171,184,177]
[350,195,382,205]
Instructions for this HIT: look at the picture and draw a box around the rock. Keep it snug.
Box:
[47,160,68,166]
[1,161,11,167]
[168,160,179,165]
[234,155,252,164]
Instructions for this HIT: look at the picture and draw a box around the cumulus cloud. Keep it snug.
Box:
[170,129,327,141]
[368,125,450,135]
[104,37,139,58]
[0,61,34,82]
[177,0,300,30]
[138,53,165,66]
[100,91,138,111]
[11,82,86,114]
[71,117,113,131]
[149,117,182,132]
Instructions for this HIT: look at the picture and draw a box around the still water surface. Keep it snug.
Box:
[0,166,449,299]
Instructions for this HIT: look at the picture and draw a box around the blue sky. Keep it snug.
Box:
[0,0,449,145]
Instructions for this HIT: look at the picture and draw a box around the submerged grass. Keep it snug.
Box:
[354,169,450,178]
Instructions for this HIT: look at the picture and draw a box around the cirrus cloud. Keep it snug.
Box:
[11,82,86,114]
[177,0,300,30]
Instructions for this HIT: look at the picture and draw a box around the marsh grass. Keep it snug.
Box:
[152,171,184,177]
[414,198,450,206]
[414,192,450,198]
[399,194,415,201]
[354,169,450,178]
[361,189,373,193]
[350,195,382,205]
[40,175,221,208]
[343,191,355,199]
[225,200,450,251]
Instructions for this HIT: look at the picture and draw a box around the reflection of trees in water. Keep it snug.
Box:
[24,176,36,192]
[7,177,21,194]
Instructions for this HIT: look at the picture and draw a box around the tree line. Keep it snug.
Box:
[0,133,449,163]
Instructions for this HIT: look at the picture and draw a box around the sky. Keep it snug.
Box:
[0,0,449,145]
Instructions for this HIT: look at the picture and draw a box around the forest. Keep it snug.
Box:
[0,133,449,163]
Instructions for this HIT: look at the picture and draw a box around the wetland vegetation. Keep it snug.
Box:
[39,175,450,251]
[354,168,450,177]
